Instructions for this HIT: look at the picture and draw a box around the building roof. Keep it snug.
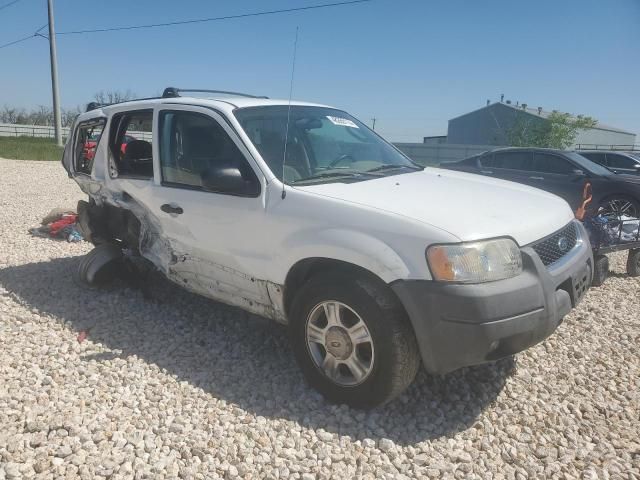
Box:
[450,101,635,136]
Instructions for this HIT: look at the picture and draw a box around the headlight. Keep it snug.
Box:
[426,238,522,283]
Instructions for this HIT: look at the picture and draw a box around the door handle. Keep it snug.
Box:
[161,203,184,215]
[480,170,493,174]
[529,176,544,180]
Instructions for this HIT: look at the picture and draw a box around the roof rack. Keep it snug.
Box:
[85,102,108,112]
[162,87,268,99]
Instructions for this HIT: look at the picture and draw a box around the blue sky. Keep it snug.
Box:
[1,0,638,141]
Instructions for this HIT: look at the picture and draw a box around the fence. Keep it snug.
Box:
[0,123,71,140]
[393,143,503,166]
[575,144,640,151]
[0,123,152,142]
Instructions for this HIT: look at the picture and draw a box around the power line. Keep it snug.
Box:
[0,32,35,50]
[57,0,373,35]
[0,0,373,51]
[0,0,23,12]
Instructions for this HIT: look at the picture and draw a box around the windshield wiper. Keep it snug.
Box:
[291,171,368,184]
[365,164,423,173]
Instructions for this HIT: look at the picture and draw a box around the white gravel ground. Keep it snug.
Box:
[0,159,638,479]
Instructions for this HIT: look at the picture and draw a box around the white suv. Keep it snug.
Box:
[62,88,593,408]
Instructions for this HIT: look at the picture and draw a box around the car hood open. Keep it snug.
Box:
[295,167,576,246]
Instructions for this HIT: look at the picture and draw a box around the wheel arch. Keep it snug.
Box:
[283,257,398,318]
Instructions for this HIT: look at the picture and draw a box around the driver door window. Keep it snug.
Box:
[606,154,637,170]
[532,153,573,175]
[159,111,258,195]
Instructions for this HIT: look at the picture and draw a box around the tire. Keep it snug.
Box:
[591,254,609,287]
[74,243,124,289]
[599,195,640,219]
[627,249,640,277]
[289,270,420,409]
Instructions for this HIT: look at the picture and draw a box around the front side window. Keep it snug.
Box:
[159,110,259,195]
[606,154,637,169]
[234,106,419,184]
[580,152,606,165]
[532,153,573,175]
[73,119,105,175]
[489,151,533,171]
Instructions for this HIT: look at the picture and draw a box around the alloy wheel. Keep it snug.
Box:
[305,301,375,386]
[601,198,638,219]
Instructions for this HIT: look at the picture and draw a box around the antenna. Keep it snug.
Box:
[281,26,299,200]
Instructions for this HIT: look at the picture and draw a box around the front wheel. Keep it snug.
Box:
[599,196,640,219]
[289,271,420,408]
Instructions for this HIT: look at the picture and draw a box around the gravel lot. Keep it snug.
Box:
[0,159,638,479]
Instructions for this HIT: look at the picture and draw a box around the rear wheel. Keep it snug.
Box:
[289,270,420,408]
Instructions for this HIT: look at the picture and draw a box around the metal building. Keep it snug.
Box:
[447,101,636,148]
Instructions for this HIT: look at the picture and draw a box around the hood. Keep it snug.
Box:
[295,168,575,246]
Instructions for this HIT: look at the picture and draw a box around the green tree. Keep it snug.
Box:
[506,111,597,149]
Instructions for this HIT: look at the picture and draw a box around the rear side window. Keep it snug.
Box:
[73,119,105,175]
[109,110,153,178]
[532,153,573,174]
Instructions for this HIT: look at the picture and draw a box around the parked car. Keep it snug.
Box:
[442,147,640,218]
[62,89,593,407]
[577,150,640,175]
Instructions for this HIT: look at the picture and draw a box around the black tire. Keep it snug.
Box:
[289,270,420,409]
[591,254,609,287]
[626,249,640,277]
[599,195,640,219]
[74,243,124,289]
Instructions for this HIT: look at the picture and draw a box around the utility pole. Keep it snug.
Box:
[47,0,62,146]
[371,117,377,131]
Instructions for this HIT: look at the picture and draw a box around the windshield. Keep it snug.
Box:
[234,106,420,184]
[567,152,614,176]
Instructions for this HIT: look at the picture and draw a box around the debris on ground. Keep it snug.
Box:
[28,207,84,242]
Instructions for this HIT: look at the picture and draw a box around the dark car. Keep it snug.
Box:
[442,147,640,218]
[577,150,640,175]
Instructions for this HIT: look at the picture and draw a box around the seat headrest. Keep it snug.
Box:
[123,140,152,160]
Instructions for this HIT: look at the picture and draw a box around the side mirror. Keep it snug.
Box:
[201,165,255,195]
[633,164,640,170]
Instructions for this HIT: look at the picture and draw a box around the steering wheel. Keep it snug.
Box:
[327,154,355,168]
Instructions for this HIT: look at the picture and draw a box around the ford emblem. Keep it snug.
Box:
[557,236,570,253]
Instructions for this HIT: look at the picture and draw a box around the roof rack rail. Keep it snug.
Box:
[162,87,268,99]
[85,95,162,112]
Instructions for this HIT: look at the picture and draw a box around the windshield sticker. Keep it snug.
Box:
[327,116,359,128]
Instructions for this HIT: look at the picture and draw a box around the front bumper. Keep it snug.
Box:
[391,221,593,375]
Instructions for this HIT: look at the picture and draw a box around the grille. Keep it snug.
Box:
[532,222,578,267]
